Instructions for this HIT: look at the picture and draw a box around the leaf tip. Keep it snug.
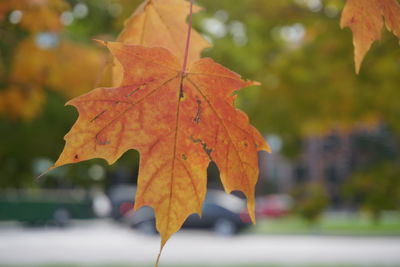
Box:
[247,197,257,225]
[35,165,56,181]
[354,60,361,74]
[354,48,364,75]
[247,80,261,87]
[264,142,272,154]
[93,39,108,47]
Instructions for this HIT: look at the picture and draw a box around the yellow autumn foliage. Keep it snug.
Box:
[0,0,108,120]
[0,84,45,120]
[0,0,68,32]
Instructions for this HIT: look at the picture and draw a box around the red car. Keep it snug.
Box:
[255,194,292,218]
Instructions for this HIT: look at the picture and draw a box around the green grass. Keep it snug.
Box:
[251,212,400,236]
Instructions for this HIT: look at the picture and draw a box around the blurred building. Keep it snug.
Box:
[260,124,397,209]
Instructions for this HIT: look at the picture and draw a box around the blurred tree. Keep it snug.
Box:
[0,0,399,194]
[344,162,400,224]
[197,0,400,157]
[0,0,109,120]
[340,125,399,223]
[0,0,137,188]
[291,181,329,225]
[0,0,68,32]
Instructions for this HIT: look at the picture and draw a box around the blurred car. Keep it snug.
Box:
[255,194,292,218]
[109,185,251,235]
[182,190,252,235]
[0,188,109,226]
[108,184,137,221]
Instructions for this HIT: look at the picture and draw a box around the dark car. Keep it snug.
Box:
[109,185,251,235]
[182,190,252,235]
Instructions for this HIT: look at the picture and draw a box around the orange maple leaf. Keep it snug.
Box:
[341,0,400,73]
[53,42,270,247]
[113,0,210,85]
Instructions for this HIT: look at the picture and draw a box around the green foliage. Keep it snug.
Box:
[344,162,400,223]
[0,91,74,188]
[291,182,329,224]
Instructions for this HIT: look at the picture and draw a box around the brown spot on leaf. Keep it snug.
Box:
[179,83,185,99]
[96,133,110,145]
[193,98,201,124]
[190,136,213,160]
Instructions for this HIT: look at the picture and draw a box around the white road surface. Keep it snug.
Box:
[0,220,399,266]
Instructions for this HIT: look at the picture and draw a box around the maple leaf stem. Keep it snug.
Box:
[181,0,194,74]
[155,247,162,267]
